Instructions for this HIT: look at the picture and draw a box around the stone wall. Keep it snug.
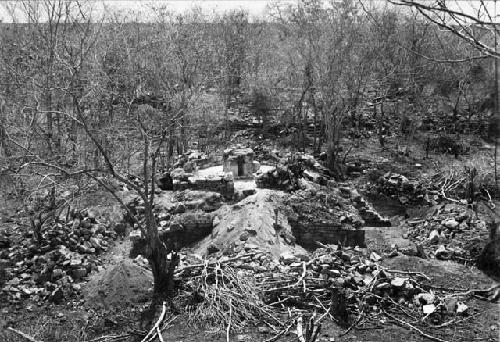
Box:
[223,159,254,179]
[172,174,234,199]
[167,212,214,247]
[130,212,214,257]
[223,146,258,178]
[290,221,366,250]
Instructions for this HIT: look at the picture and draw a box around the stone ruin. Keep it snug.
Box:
[158,146,259,196]
[223,145,260,178]
[130,212,214,257]
[167,169,235,199]
[158,166,235,199]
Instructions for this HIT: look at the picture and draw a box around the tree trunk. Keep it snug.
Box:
[45,90,53,154]
[144,204,176,300]
[149,236,171,297]
[224,90,231,140]
[0,101,8,157]
[0,123,7,157]
[325,110,343,178]
[495,138,498,191]
[180,114,186,154]
[55,110,61,150]
[326,141,336,171]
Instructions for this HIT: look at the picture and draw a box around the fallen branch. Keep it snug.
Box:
[141,302,167,342]
[313,296,334,324]
[384,311,450,342]
[181,265,281,332]
[297,315,306,342]
[263,320,296,342]
[160,316,177,333]
[6,327,44,342]
[421,284,468,292]
[426,313,475,329]
[383,269,431,281]
[447,284,500,298]
[85,334,131,342]
[303,314,321,342]
[386,297,418,320]
[175,252,261,276]
[156,326,164,342]
[339,310,364,337]
[440,187,462,203]
[226,298,232,342]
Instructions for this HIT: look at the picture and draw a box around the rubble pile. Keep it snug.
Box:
[172,190,223,213]
[151,190,223,217]
[286,188,363,228]
[255,153,331,191]
[345,160,369,177]
[0,210,121,303]
[295,153,331,178]
[173,150,212,171]
[285,186,389,228]
[263,246,452,316]
[405,203,491,262]
[350,189,392,226]
[421,112,488,136]
[376,172,427,205]
[128,189,222,256]
[176,244,475,331]
[255,164,299,190]
[170,169,235,199]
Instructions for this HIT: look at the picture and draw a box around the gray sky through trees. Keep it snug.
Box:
[0,0,498,23]
[0,0,285,22]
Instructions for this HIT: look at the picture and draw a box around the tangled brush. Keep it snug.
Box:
[177,262,281,333]
[423,154,497,202]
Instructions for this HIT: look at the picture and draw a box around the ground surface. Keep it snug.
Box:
[159,254,500,342]
[1,135,499,342]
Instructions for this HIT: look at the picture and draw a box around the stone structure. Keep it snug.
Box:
[167,213,214,247]
[223,146,260,178]
[289,221,366,250]
[130,213,214,257]
[172,172,234,199]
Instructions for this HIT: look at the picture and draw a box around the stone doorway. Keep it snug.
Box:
[237,156,245,177]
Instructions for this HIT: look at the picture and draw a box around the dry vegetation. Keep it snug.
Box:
[0,0,500,342]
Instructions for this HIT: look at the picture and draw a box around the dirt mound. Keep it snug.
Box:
[191,189,306,258]
[82,259,152,310]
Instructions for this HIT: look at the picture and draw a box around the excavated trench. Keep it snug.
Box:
[129,168,408,257]
[365,193,407,217]
[289,220,367,249]
[286,191,394,251]
[130,213,214,258]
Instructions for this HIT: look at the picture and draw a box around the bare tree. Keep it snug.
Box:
[215,10,249,139]
[3,0,181,303]
[391,0,498,58]
[391,0,499,185]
